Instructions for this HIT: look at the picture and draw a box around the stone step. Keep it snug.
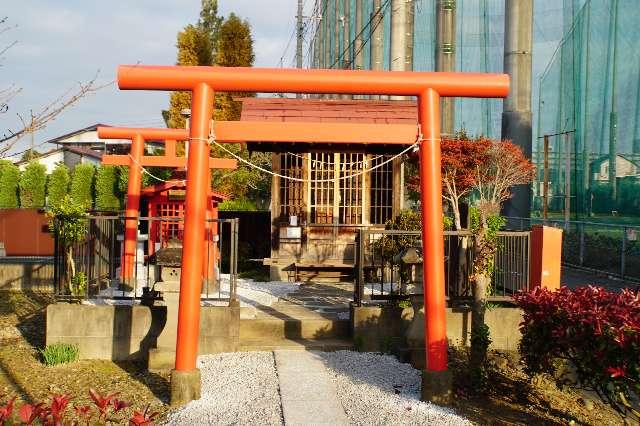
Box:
[238,338,353,352]
[240,317,350,340]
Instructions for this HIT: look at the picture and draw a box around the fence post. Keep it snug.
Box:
[53,219,59,296]
[356,228,365,306]
[578,222,585,267]
[621,227,627,279]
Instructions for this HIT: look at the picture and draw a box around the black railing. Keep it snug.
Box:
[354,229,531,305]
[53,215,239,302]
[507,217,640,284]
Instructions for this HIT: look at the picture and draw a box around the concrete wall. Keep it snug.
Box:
[0,258,54,291]
[352,305,522,352]
[46,303,239,361]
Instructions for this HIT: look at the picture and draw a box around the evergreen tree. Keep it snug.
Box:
[95,165,121,211]
[47,163,70,209]
[198,0,223,54]
[214,13,255,121]
[210,13,270,206]
[164,25,214,130]
[70,163,95,209]
[19,161,46,208]
[0,163,20,208]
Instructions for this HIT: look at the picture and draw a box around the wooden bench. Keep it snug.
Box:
[289,262,355,282]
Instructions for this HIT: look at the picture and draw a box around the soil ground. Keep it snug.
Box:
[0,291,170,423]
[0,290,626,425]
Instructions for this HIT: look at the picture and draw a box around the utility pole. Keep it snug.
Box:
[342,0,351,99]
[543,135,549,220]
[296,0,304,98]
[390,0,408,100]
[354,0,364,71]
[501,0,533,219]
[608,0,620,201]
[371,0,384,100]
[436,0,456,136]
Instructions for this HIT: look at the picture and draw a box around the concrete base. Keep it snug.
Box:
[421,369,453,406]
[170,369,201,407]
[148,348,176,371]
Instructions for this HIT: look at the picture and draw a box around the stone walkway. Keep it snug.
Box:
[274,350,349,425]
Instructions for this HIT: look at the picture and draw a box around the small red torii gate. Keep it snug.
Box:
[97,126,236,285]
[116,65,509,405]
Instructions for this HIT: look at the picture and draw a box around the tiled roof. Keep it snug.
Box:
[239,97,417,124]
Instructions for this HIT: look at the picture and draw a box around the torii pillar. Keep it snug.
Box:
[116,65,509,406]
[97,126,236,289]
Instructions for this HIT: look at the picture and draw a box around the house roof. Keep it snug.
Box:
[141,179,228,201]
[44,123,109,145]
[14,145,102,166]
[590,154,640,169]
[239,97,417,153]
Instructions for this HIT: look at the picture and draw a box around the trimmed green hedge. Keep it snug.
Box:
[0,162,20,208]
[19,161,47,208]
[95,165,120,211]
[47,163,70,208]
[70,163,95,209]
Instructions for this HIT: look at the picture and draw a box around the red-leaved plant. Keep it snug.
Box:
[513,286,639,421]
[1,389,158,425]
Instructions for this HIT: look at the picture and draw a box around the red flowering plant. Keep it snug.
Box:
[513,286,640,421]
[0,389,158,425]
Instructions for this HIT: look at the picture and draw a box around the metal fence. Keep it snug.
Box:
[507,217,640,283]
[53,215,238,302]
[354,229,530,305]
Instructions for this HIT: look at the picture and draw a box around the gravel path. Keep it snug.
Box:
[166,350,470,425]
[166,352,283,425]
[318,351,471,426]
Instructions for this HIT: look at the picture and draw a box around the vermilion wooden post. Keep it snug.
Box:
[122,133,144,284]
[174,82,214,372]
[115,65,509,406]
[418,89,447,372]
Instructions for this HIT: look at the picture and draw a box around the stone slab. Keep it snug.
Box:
[274,350,349,426]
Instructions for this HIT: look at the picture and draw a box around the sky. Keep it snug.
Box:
[2,0,301,158]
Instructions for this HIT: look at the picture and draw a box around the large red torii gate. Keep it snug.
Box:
[116,65,509,405]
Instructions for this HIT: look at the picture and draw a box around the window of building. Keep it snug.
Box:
[279,153,305,220]
[310,153,335,224]
[370,155,393,224]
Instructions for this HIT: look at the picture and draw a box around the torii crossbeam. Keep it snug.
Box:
[117,65,509,406]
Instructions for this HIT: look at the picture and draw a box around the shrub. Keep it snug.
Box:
[219,197,257,211]
[18,161,46,208]
[39,343,79,366]
[47,163,70,208]
[514,286,640,421]
[0,162,20,208]
[70,163,95,209]
[0,389,158,424]
[95,165,121,211]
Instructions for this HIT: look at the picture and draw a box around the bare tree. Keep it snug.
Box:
[0,17,111,156]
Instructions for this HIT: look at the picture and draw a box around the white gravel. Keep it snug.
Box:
[318,351,471,426]
[85,275,300,308]
[166,352,283,425]
[203,275,300,308]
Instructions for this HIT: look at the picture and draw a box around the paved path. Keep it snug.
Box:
[274,350,349,425]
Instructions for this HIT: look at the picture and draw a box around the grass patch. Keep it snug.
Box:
[40,343,79,366]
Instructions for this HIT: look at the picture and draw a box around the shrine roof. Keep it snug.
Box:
[239,97,417,124]
[141,179,228,201]
[238,97,417,153]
